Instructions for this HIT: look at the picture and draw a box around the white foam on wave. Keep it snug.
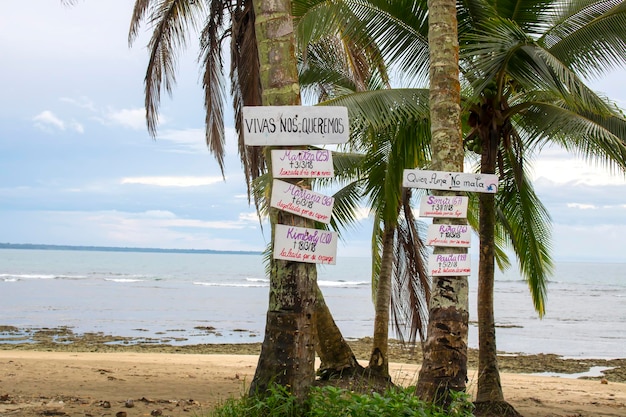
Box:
[318,280,369,288]
[104,278,146,283]
[0,273,57,280]
[193,281,268,288]
[192,278,369,289]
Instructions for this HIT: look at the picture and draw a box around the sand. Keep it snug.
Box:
[1,350,625,417]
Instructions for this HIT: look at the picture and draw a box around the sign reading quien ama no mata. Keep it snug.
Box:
[242,106,349,146]
[274,224,338,265]
[403,169,498,193]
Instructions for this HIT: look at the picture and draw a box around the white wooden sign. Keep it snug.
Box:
[271,149,334,178]
[243,106,349,146]
[270,179,334,224]
[419,195,468,218]
[274,224,337,265]
[403,169,498,193]
[428,253,471,276]
[426,224,471,247]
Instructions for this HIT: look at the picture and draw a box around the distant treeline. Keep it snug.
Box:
[0,243,261,256]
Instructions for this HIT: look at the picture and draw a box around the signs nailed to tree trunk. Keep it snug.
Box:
[244,106,346,265]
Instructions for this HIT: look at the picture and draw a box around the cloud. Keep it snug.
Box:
[32,110,84,133]
[566,203,597,210]
[69,120,85,134]
[158,127,240,154]
[105,107,147,130]
[86,209,263,249]
[530,145,626,187]
[158,128,206,153]
[121,176,224,187]
[33,111,65,131]
[0,209,265,251]
[60,96,97,112]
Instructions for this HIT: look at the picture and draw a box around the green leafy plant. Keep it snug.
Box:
[208,384,474,417]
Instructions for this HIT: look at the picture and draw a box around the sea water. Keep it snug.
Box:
[0,248,624,359]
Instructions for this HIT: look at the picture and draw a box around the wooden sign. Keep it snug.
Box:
[243,106,349,146]
[419,195,468,218]
[428,253,471,276]
[403,169,498,193]
[270,179,334,224]
[426,224,471,247]
[271,149,334,178]
[273,224,337,265]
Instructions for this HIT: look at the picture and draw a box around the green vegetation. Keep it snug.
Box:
[209,384,474,417]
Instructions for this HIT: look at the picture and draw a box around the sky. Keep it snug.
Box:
[1,1,625,263]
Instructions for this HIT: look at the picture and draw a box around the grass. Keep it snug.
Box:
[208,384,475,417]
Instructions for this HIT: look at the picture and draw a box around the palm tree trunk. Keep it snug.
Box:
[473,124,522,416]
[315,285,363,377]
[474,124,504,404]
[476,186,503,402]
[415,0,468,404]
[368,224,395,377]
[248,0,317,400]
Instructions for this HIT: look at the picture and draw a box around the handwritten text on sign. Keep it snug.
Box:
[428,253,471,276]
[271,149,334,178]
[243,106,349,146]
[419,195,468,218]
[274,224,337,265]
[426,224,471,247]
[270,179,334,224]
[403,169,498,193]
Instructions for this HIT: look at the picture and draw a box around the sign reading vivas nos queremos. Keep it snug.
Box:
[242,106,349,146]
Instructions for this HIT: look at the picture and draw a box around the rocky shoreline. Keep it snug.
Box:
[0,326,626,382]
[1,325,624,383]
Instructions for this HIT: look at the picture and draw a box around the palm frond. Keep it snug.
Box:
[514,100,626,172]
[137,0,205,137]
[390,189,430,345]
[542,0,626,78]
[321,89,430,133]
[295,0,430,84]
[496,150,553,316]
[229,0,265,196]
[198,0,227,176]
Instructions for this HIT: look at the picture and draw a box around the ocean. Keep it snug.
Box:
[1,248,624,359]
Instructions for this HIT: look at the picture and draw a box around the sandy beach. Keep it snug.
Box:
[1,343,625,417]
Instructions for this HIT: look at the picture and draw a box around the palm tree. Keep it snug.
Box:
[128,0,319,399]
[295,0,434,380]
[414,0,469,403]
[459,1,626,413]
[295,0,626,410]
[127,0,409,395]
